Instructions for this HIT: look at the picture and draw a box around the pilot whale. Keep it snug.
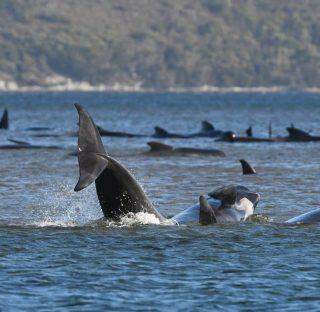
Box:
[152,121,228,139]
[0,108,8,129]
[145,141,226,157]
[0,139,61,150]
[219,126,320,143]
[73,104,259,225]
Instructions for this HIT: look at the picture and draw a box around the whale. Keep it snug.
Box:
[172,186,260,225]
[73,104,259,225]
[286,126,320,142]
[0,139,61,150]
[285,208,320,225]
[152,121,228,139]
[218,126,320,143]
[96,125,146,138]
[73,104,320,226]
[145,141,226,157]
[26,127,53,131]
[0,108,8,129]
[239,159,256,175]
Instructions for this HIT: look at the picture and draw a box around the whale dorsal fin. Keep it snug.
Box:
[7,138,30,146]
[0,108,8,129]
[239,159,256,175]
[154,126,169,137]
[199,195,217,225]
[74,103,108,191]
[201,121,214,132]
[147,141,173,152]
[286,126,311,139]
[246,126,253,137]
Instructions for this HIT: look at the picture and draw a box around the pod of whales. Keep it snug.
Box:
[73,103,320,226]
[152,121,227,139]
[219,126,320,143]
[73,104,260,224]
[146,141,226,157]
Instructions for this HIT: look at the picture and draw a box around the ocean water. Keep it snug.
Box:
[0,91,319,311]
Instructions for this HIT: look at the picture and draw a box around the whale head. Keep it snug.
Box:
[205,185,260,223]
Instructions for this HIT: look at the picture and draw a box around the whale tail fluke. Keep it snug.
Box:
[74,104,163,221]
[74,103,108,191]
[199,195,217,225]
[153,126,169,137]
[0,108,8,129]
[201,121,214,132]
[239,159,256,175]
[147,141,173,152]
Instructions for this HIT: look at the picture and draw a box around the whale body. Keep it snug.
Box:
[146,141,226,157]
[152,121,228,139]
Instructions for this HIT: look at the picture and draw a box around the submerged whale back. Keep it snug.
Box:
[285,208,320,225]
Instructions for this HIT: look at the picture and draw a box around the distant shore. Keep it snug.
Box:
[0,78,319,93]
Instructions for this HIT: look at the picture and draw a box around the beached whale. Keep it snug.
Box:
[152,121,228,139]
[145,141,226,157]
[73,104,258,224]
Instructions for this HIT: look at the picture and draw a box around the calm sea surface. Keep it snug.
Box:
[0,92,319,311]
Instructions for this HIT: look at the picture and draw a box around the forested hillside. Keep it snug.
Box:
[0,0,320,89]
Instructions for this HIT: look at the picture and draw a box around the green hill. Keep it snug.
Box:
[0,0,320,89]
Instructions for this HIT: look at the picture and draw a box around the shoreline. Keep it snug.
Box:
[0,79,320,93]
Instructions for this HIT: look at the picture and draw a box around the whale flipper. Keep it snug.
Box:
[199,195,217,225]
[0,108,8,129]
[147,141,173,152]
[201,121,214,132]
[74,104,163,221]
[239,159,256,175]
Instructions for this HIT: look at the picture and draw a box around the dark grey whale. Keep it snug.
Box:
[146,141,226,157]
[239,159,256,175]
[0,139,61,150]
[152,121,227,139]
[0,108,8,129]
[74,104,260,224]
[96,125,146,138]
